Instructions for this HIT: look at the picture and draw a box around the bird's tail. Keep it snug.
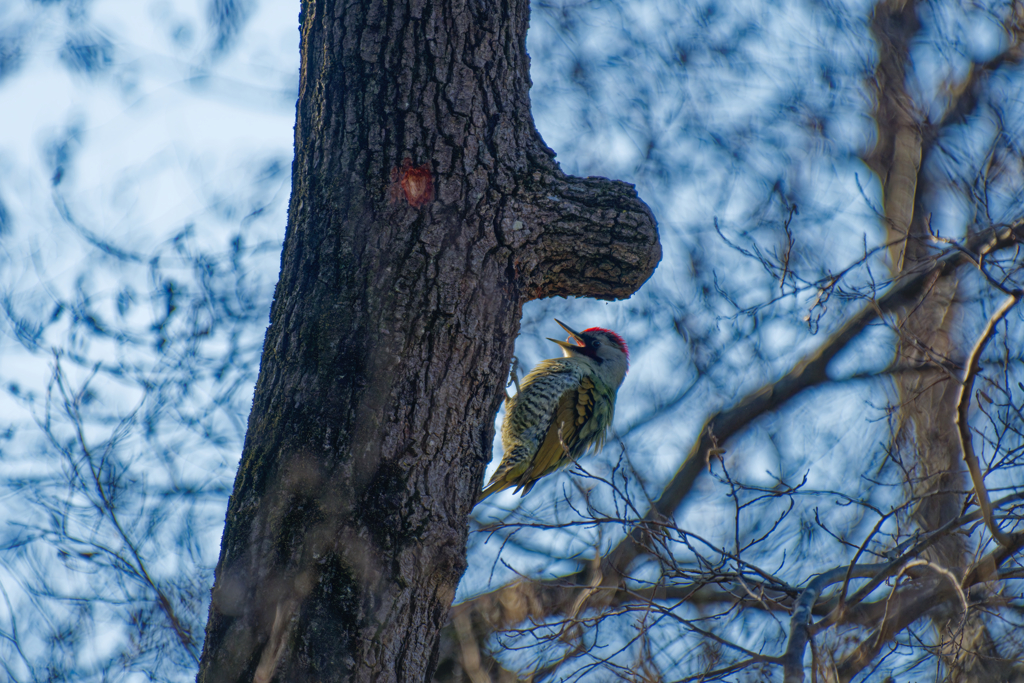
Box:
[477,445,532,504]
[477,480,507,503]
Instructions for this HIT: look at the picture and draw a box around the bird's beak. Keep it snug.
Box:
[547,319,586,351]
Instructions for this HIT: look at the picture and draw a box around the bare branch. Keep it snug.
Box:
[837,531,1024,681]
[956,291,1022,547]
[783,564,888,683]
[606,222,1024,573]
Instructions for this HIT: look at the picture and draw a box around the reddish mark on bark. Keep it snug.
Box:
[389,158,433,208]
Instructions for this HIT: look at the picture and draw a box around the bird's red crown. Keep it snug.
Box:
[584,327,629,361]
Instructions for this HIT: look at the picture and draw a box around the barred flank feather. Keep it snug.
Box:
[479,359,618,501]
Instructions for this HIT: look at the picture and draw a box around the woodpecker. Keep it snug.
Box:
[479,319,629,502]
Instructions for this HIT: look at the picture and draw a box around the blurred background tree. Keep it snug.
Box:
[2,0,1024,682]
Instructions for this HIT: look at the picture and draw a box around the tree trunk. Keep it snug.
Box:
[863,2,1015,679]
[196,0,660,681]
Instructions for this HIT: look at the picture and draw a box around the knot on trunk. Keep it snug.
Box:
[506,165,661,302]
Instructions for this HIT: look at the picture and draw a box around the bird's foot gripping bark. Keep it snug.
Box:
[507,356,521,397]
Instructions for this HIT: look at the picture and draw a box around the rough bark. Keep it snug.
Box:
[195,0,660,681]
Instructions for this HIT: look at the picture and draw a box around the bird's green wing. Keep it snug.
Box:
[576,381,614,455]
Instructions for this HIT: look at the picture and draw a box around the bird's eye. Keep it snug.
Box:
[592,340,601,348]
